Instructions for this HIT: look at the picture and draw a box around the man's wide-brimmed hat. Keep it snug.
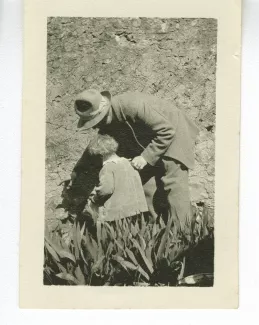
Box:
[74,89,111,129]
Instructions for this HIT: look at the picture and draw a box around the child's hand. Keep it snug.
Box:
[131,156,147,170]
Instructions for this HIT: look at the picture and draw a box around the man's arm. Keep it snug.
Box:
[139,106,175,166]
[118,94,176,166]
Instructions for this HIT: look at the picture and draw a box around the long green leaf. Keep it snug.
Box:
[90,236,98,260]
[74,265,86,285]
[202,205,209,238]
[125,247,138,266]
[136,266,150,281]
[115,220,122,238]
[145,238,155,265]
[112,236,124,251]
[106,242,114,258]
[112,255,137,272]
[96,221,102,245]
[134,220,140,235]
[132,221,138,237]
[76,222,82,246]
[131,238,154,274]
[114,255,150,281]
[138,234,146,251]
[101,224,109,247]
[57,262,67,273]
[164,233,171,258]
[78,225,89,265]
[59,249,76,263]
[122,221,130,244]
[145,226,151,242]
[79,246,89,266]
[152,222,157,237]
[96,221,103,258]
[80,222,86,238]
[124,248,150,281]
[72,223,80,261]
[177,257,186,281]
[157,212,174,260]
[104,222,116,240]
[55,272,79,284]
[45,235,62,254]
[45,241,60,262]
[92,255,105,272]
[140,214,146,237]
[82,231,96,260]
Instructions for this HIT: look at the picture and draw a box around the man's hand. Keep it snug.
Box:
[131,156,147,170]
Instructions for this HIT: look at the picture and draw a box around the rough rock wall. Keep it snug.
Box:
[46,17,217,222]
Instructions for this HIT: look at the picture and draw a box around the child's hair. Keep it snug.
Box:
[88,134,118,156]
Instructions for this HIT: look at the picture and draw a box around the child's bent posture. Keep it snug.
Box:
[87,134,148,223]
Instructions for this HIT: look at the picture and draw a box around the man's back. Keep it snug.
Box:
[110,92,199,169]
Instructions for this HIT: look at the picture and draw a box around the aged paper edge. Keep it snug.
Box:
[20,0,241,309]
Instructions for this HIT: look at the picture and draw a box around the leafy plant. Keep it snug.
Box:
[44,204,214,286]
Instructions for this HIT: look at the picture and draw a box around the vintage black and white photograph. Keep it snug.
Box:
[44,17,217,287]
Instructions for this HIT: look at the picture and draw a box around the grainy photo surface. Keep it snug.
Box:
[20,0,241,309]
[45,17,217,287]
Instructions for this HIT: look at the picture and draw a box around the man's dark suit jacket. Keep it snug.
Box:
[108,92,199,169]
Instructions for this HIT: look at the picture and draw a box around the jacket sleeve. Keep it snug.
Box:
[119,95,176,166]
[91,164,115,205]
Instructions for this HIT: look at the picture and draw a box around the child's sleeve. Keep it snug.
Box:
[91,164,115,204]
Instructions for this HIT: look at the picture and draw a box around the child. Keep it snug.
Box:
[87,134,148,224]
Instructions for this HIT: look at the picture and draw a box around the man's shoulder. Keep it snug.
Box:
[111,92,140,112]
[111,91,158,108]
[112,91,143,101]
[112,91,171,104]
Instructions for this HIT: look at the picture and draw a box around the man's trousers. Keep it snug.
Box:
[140,157,191,232]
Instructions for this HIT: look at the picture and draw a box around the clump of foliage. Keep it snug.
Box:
[44,205,214,286]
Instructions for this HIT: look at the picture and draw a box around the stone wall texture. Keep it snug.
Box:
[46,17,217,223]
